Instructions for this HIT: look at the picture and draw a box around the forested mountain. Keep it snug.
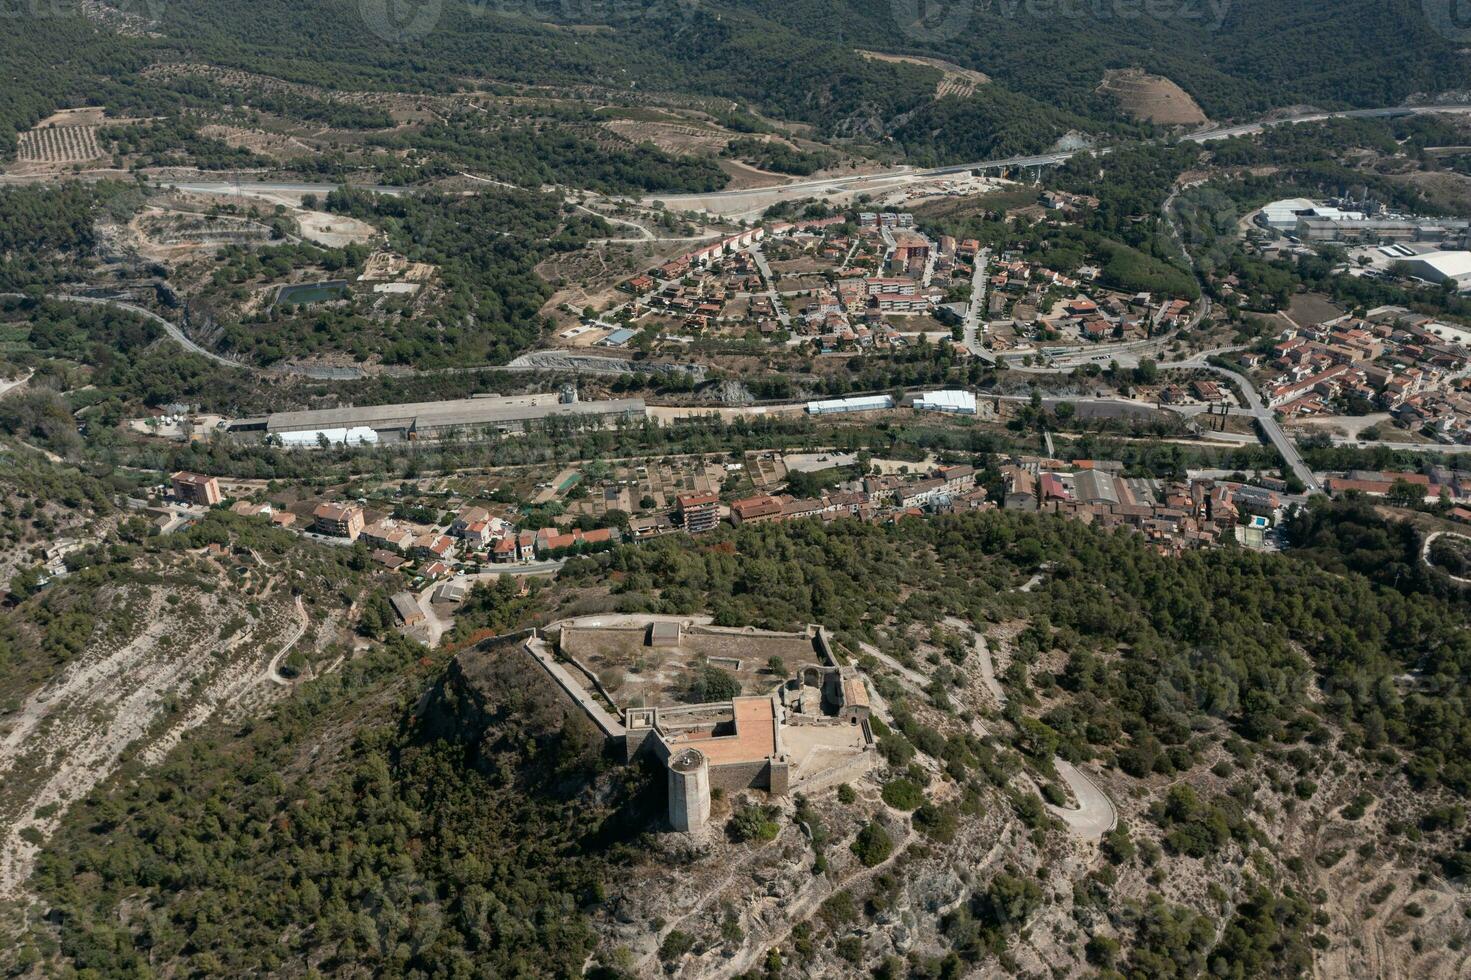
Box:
[17,502,1471,975]
[1,0,1465,167]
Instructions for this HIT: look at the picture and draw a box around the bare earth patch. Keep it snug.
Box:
[296,209,381,248]
[1097,68,1208,126]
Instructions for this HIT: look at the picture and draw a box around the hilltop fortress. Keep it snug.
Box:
[522,617,876,832]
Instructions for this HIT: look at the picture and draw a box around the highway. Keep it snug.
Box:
[642,104,1471,217]
[0,102,1458,214]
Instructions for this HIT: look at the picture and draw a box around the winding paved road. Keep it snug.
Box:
[1051,761,1119,840]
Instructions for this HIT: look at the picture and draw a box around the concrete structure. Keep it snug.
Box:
[626,695,792,827]
[229,392,646,443]
[171,471,220,506]
[667,748,712,833]
[649,621,682,647]
[792,664,872,725]
[545,617,874,832]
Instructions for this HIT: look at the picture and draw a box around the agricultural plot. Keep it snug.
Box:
[601,119,731,156]
[16,125,103,165]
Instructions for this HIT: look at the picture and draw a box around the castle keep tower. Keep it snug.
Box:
[668,748,711,833]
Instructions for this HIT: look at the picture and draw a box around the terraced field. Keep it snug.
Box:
[1097,68,1208,126]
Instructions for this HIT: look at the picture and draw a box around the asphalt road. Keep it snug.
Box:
[750,244,791,328]
[1197,362,1321,493]
[1422,531,1471,585]
[962,247,991,357]
[1051,761,1119,841]
[641,104,1471,215]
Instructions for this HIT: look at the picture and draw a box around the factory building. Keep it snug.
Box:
[1257,197,1469,242]
[227,392,646,445]
[806,395,894,415]
[1396,250,1471,290]
[913,390,978,414]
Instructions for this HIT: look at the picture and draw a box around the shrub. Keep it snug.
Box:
[836,935,864,963]
[687,664,741,703]
[914,802,958,843]
[659,930,695,963]
[728,804,779,843]
[1102,823,1136,864]
[1085,934,1120,967]
[820,890,858,929]
[881,778,925,811]
[851,820,893,867]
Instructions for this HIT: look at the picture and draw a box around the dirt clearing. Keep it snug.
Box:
[297,209,380,248]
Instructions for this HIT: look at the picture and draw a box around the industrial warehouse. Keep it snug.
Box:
[223,391,647,445]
